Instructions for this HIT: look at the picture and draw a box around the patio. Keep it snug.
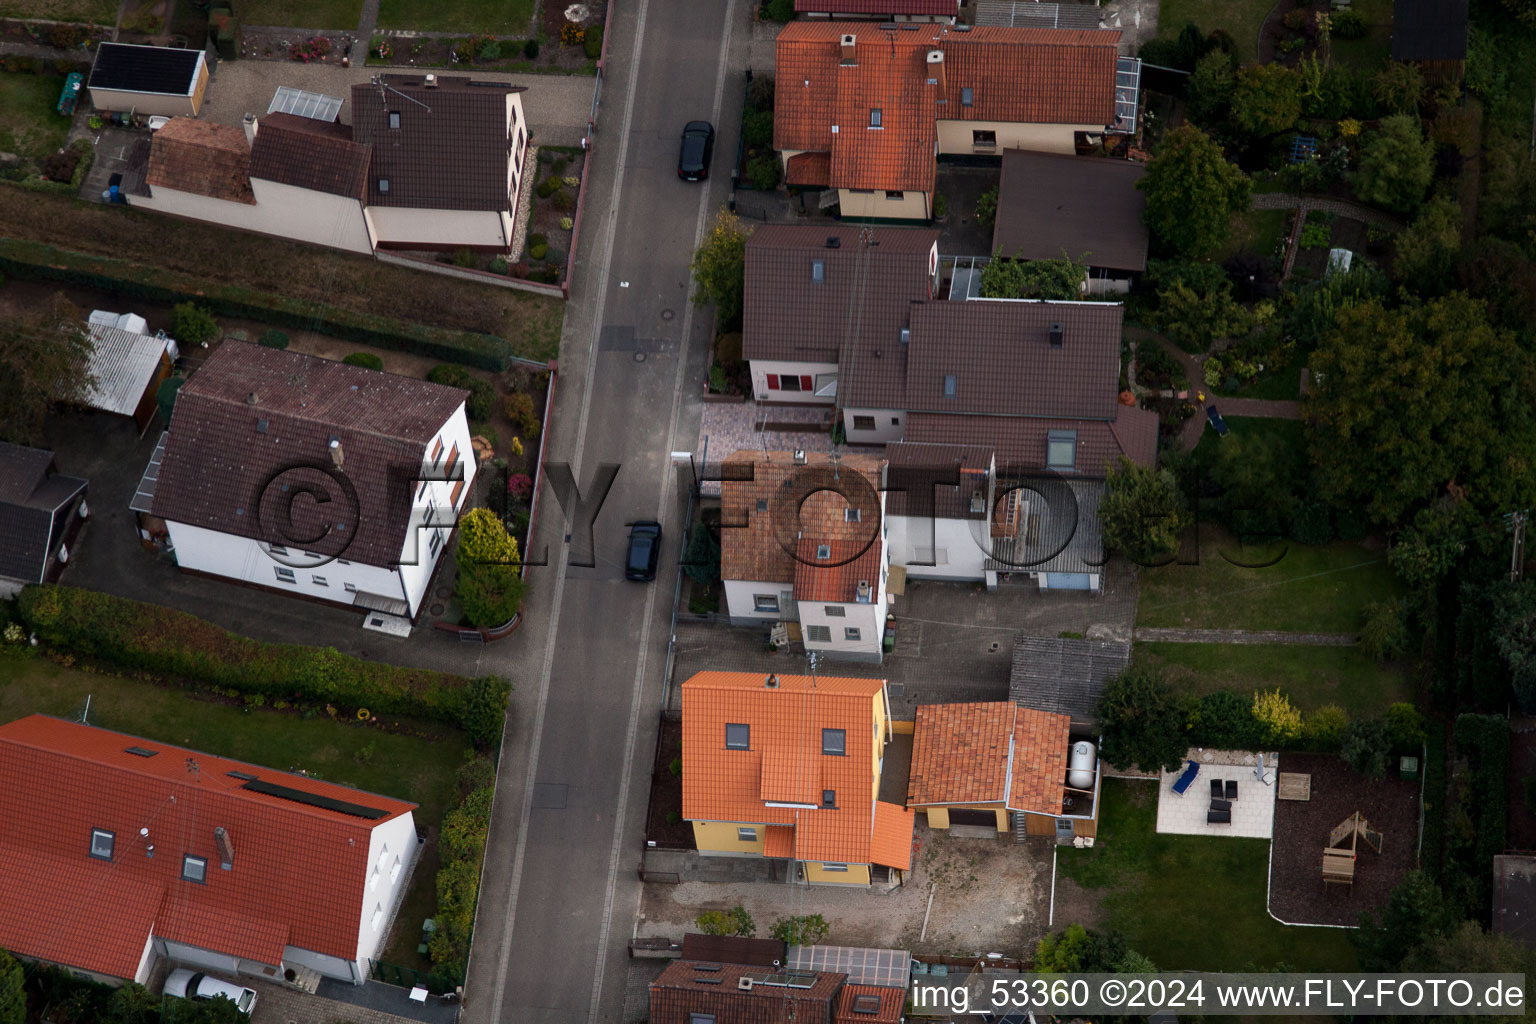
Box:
[1155,748,1279,839]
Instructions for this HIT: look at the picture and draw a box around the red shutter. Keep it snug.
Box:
[800,375,813,391]
[767,374,780,390]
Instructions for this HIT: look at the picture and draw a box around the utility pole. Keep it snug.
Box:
[1509,510,1528,582]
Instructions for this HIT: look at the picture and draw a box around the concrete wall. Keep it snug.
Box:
[367,206,512,251]
[748,359,838,403]
[842,406,905,445]
[838,188,930,220]
[935,120,1099,157]
[693,820,770,855]
[886,514,988,581]
[133,181,373,255]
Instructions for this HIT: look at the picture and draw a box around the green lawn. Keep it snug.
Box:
[1191,415,1305,464]
[0,0,115,20]
[0,653,471,973]
[0,72,72,161]
[1216,208,1289,264]
[1137,526,1405,634]
[1057,780,1360,971]
[1135,640,1412,715]
[1158,0,1271,64]
[237,0,363,28]
[377,0,535,35]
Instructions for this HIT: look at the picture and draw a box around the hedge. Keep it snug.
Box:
[15,585,509,735]
[429,782,495,984]
[0,235,515,371]
[1449,713,1509,915]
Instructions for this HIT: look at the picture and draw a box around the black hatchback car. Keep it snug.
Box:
[677,121,715,182]
[625,521,662,581]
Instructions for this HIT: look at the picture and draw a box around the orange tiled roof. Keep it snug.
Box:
[761,745,821,805]
[0,715,417,979]
[793,537,884,604]
[907,702,1014,806]
[721,451,885,587]
[870,801,915,871]
[836,984,907,1023]
[785,150,832,186]
[682,672,912,867]
[776,21,1120,193]
[147,117,255,204]
[1009,706,1072,814]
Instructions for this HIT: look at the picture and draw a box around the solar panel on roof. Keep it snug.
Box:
[785,945,910,988]
[267,86,344,122]
[239,777,389,819]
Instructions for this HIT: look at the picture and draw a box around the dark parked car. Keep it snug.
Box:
[626,520,662,581]
[1205,404,1229,437]
[677,121,715,182]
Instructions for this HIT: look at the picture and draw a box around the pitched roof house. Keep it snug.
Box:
[719,451,890,661]
[248,112,371,202]
[88,42,208,117]
[681,671,915,884]
[0,444,88,598]
[0,714,417,986]
[794,0,959,21]
[650,959,845,1023]
[136,342,475,621]
[776,21,1122,219]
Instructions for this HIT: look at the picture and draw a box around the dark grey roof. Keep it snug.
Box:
[905,406,1157,477]
[1494,855,1536,949]
[249,113,370,201]
[973,0,1105,29]
[1009,633,1131,719]
[679,933,786,966]
[987,478,1104,574]
[88,42,202,96]
[992,149,1149,272]
[350,76,520,211]
[0,443,87,584]
[148,342,468,568]
[1392,0,1468,61]
[744,225,936,369]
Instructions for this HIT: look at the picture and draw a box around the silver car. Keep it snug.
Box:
[163,968,257,1016]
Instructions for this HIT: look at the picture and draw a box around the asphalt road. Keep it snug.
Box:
[462,2,745,1022]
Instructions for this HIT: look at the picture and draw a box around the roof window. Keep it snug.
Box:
[388,111,400,129]
[89,829,114,861]
[378,178,390,194]
[869,108,881,128]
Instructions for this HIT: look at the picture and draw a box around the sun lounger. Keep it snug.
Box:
[1210,779,1224,800]
[1207,808,1232,825]
[1172,761,1200,796]
[1225,780,1238,801]
[1209,798,1231,813]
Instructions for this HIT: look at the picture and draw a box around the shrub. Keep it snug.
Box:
[478,39,502,61]
[708,363,727,393]
[1332,8,1367,38]
[1097,664,1188,772]
[430,781,495,981]
[528,232,548,249]
[523,37,540,58]
[1342,717,1391,776]
[1384,702,1426,753]
[584,24,603,59]
[506,472,533,501]
[560,22,584,46]
[715,331,743,371]
[1252,688,1303,745]
[743,108,774,149]
[1300,221,1332,248]
[1188,689,1262,748]
[428,364,496,420]
[551,189,575,212]
[172,302,219,346]
[771,914,829,945]
[49,22,81,48]
[1360,598,1411,661]
[746,155,781,190]
[257,329,289,349]
[975,187,998,228]
[536,177,561,198]
[669,756,682,777]
[562,175,580,187]
[452,248,477,268]
[460,674,511,748]
[1291,500,1334,544]
[684,520,721,583]
[748,73,775,111]
[504,392,541,438]
[932,192,947,219]
[454,508,524,627]
[696,906,756,936]
[559,216,574,230]
[529,240,549,260]
[490,256,509,275]
[1283,8,1311,30]
[1305,704,1350,748]
[341,352,383,370]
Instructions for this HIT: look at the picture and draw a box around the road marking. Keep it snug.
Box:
[586,4,740,1020]
[486,0,654,1018]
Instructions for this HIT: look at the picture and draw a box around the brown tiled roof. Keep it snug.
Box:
[744,225,935,365]
[148,342,468,568]
[884,441,993,519]
[993,149,1149,272]
[902,300,1124,417]
[793,537,884,603]
[249,112,370,201]
[908,702,1013,806]
[906,410,1154,477]
[776,22,1120,192]
[720,451,885,585]
[679,933,787,967]
[785,150,832,186]
[350,75,519,211]
[836,984,906,1023]
[797,0,957,12]
[146,118,253,204]
[650,959,844,1024]
[1009,706,1072,814]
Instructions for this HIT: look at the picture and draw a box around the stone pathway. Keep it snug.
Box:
[355,0,379,45]
[1134,627,1357,645]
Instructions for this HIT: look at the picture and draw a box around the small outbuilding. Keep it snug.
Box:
[76,317,177,435]
[0,444,88,599]
[87,42,209,117]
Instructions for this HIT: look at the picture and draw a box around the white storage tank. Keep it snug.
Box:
[1067,741,1096,791]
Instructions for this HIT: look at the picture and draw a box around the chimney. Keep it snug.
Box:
[242,112,257,147]
[245,391,259,405]
[839,33,857,65]
[926,50,945,92]
[737,976,755,992]
[329,437,345,468]
[215,826,234,870]
[856,580,872,603]
[765,673,779,689]
[793,449,807,465]
[1049,322,1064,348]
[424,73,438,88]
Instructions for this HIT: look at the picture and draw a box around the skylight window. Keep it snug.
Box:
[378,178,390,194]
[725,723,750,750]
[388,111,401,129]
[182,854,207,884]
[89,829,114,861]
[943,374,957,398]
[869,108,881,128]
[816,544,831,560]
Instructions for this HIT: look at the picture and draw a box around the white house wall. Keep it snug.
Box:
[724,577,794,624]
[164,522,408,609]
[132,181,373,255]
[366,206,511,251]
[353,811,418,975]
[748,359,839,403]
[796,597,884,658]
[159,939,240,975]
[887,514,988,581]
[398,405,476,615]
[281,944,361,984]
[842,407,906,445]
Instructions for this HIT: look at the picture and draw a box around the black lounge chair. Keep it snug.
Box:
[1210,779,1224,800]
[1225,780,1238,801]
[1207,807,1232,825]
[1209,798,1231,813]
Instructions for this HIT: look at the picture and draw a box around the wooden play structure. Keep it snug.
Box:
[1321,812,1384,892]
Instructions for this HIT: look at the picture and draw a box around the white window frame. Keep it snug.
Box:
[845,627,862,642]
[274,566,295,584]
[737,827,758,842]
[753,593,779,613]
[1047,430,1077,470]
[182,854,207,884]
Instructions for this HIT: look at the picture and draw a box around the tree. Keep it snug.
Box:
[172,302,219,347]
[1036,925,1150,973]
[1304,293,1536,525]
[1388,495,1477,588]
[1099,457,1190,565]
[1359,597,1411,660]
[1251,689,1303,745]
[683,521,721,584]
[1341,716,1390,776]
[1231,62,1303,138]
[1401,921,1536,1024]
[1371,61,1426,115]
[1392,195,1461,295]
[770,913,830,945]
[1138,125,1251,258]
[0,950,21,1024]
[1489,579,1536,712]
[1186,49,1235,128]
[975,186,998,228]
[978,252,1086,300]
[0,292,95,445]
[1353,871,1455,970]
[454,507,525,627]
[1097,664,1189,772]
[696,905,756,936]
[1353,114,1434,214]
[690,209,752,329]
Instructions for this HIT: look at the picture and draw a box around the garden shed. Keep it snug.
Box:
[87,42,209,117]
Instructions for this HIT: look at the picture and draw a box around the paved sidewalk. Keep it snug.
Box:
[1134,627,1357,645]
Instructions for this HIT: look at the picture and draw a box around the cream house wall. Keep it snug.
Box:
[936,119,1101,157]
[366,207,512,250]
[837,188,930,220]
[749,359,839,403]
[133,181,374,255]
[842,407,906,445]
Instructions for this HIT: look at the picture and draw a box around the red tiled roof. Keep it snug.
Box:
[907,702,1013,806]
[836,983,907,1023]
[1009,706,1072,814]
[650,959,845,1024]
[682,672,912,867]
[147,118,254,204]
[793,537,884,603]
[797,0,957,13]
[785,150,831,186]
[0,715,416,979]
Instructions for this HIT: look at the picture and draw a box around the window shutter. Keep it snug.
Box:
[800,375,813,391]
[767,374,780,390]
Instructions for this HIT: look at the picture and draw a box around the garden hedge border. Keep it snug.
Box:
[0,233,516,371]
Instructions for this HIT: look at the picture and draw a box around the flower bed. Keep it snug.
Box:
[1,18,110,50]
[362,0,605,76]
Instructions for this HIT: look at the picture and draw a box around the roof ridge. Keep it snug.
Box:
[186,388,443,449]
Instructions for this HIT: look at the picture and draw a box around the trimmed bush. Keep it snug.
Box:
[478,39,501,61]
[341,351,384,370]
[258,329,290,349]
[523,37,539,58]
[551,189,575,212]
[762,0,795,20]
[536,177,562,199]
[490,256,509,275]
[504,391,541,438]
[15,585,503,728]
[584,24,603,59]
[529,240,549,260]
[427,363,496,420]
[1332,8,1367,38]
[430,781,495,983]
[746,155,781,191]
[173,302,220,347]
[743,108,774,149]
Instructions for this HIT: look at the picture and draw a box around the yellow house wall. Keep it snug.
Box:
[692,820,769,855]
[918,804,1008,831]
[871,688,888,800]
[1024,812,1057,837]
[891,719,914,735]
[935,120,1101,158]
[805,861,871,885]
[190,62,208,114]
[838,188,930,220]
